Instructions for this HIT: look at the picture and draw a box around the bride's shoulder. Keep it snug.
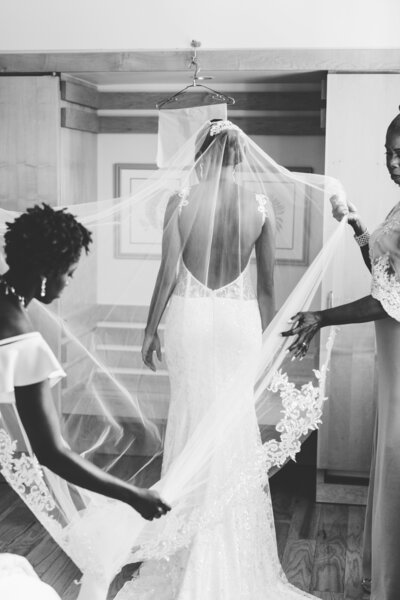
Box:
[235,184,264,200]
[169,186,195,202]
[235,185,269,208]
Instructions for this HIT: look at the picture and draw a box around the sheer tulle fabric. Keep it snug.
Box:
[0,121,346,598]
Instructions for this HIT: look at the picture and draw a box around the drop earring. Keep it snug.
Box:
[41,277,47,297]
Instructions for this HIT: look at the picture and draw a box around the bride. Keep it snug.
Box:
[115,119,322,599]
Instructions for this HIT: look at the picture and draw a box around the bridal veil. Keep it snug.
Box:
[0,117,347,598]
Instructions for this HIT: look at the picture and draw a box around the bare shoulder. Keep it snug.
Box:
[169,185,196,204]
[0,297,33,341]
[165,186,196,221]
[167,191,183,208]
[236,185,267,212]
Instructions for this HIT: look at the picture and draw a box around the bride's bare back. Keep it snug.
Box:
[178,180,266,290]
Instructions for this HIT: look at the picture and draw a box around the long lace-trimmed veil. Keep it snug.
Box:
[0,116,346,598]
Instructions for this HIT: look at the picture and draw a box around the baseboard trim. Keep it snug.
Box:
[316,469,368,505]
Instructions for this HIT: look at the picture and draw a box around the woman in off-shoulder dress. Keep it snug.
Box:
[0,204,170,524]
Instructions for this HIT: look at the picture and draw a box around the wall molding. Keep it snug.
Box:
[61,108,324,135]
[2,49,400,73]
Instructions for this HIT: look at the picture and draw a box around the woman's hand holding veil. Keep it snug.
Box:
[281,312,323,359]
[142,330,162,372]
[130,488,171,520]
[330,195,366,234]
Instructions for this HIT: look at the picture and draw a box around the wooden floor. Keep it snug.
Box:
[271,464,369,600]
[0,463,369,600]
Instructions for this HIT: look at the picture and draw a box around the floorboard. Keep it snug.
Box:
[0,463,368,600]
[344,505,367,600]
[310,503,349,594]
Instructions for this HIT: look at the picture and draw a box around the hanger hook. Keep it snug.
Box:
[189,40,201,85]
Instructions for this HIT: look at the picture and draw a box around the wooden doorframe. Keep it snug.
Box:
[1,49,400,74]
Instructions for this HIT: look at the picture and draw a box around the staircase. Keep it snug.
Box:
[60,306,169,456]
[60,305,319,455]
[94,317,170,415]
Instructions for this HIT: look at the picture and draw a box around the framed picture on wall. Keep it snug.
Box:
[114,163,312,265]
[113,163,179,259]
[251,166,313,266]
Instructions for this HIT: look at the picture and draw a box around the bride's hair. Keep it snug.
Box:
[4,203,92,274]
[195,119,245,170]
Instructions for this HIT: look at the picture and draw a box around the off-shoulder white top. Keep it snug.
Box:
[0,332,65,400]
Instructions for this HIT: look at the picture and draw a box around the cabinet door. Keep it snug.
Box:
[0,76,60,212]
[317,74,400,503]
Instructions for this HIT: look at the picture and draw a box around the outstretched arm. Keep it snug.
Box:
[255,214,276,332]
[282,294,387,358]
[15,381,170,520]
[142,195,182,370]
[331,198,371,272]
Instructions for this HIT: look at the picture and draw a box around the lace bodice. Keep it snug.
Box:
[173,260,256,301]
[370,202,400,321]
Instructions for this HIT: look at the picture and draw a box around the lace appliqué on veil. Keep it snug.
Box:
[255,194,268,225]
[177,188,190,215]
[371,253,400,322]
[263,329,337,471]
[0,429,62,538]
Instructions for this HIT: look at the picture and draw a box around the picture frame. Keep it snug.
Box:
[114,163,313,265]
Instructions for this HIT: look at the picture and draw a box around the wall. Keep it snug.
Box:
[97,132,325,305]
[59,127,98,314]
[60,128,97,206]
[0,0,398,51]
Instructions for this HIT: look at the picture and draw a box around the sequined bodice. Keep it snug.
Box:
[173,260,256,300]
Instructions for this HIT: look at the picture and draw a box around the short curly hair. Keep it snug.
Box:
[4,203,92,274]
[387,112,400,137]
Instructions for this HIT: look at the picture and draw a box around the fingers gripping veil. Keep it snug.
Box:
[0,120,346,595]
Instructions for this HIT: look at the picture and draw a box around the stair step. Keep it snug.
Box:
[94,326,165,346]
[62,384,169,422]
[97,367,168,377]
[96,344,165,352]
[97,321,165,330]
[96,344,166,369]
[95,369,169,394]
[97,344,141,351]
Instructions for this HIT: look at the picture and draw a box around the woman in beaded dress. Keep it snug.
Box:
[284,113,400,600]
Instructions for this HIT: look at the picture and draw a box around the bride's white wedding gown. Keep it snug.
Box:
[116,219,316,598]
